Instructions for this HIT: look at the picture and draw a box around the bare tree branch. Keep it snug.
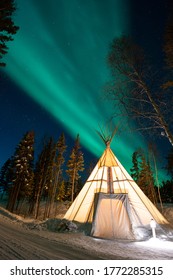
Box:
[105,36,173,146]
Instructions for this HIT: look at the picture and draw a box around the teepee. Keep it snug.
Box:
[64,137,171,240]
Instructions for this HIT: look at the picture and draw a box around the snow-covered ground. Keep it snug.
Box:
[0,203,173,259]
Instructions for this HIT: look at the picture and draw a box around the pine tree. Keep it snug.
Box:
[160,180,173,203]
[7,131,34,213]
[130,148,157,205]
[66,134,84,202]
[0,157,13,199]
[165,147,173,180]
[0,0,19,67]
[56,180,66,202]
[130,151,140,182]
[137,153,157,205]
[47,133,67,218]
[32,137,55,219]
[43,139,59,219]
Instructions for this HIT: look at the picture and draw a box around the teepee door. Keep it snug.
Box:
[91,193,134,240]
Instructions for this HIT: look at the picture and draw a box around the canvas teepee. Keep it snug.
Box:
[64,140,171,240]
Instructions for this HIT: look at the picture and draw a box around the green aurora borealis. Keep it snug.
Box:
[4,0,151,174]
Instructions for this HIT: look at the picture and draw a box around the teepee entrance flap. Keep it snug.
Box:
[91,193,135,240]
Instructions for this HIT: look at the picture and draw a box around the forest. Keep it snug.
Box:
[0,132,84,219]
[0,130,173,220]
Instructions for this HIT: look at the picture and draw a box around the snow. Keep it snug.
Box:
[0,203,173,259]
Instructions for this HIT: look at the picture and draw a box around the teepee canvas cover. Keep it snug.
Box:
[64,145,170,240]
[91,193,135,239]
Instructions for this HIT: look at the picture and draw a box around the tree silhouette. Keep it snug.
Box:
[106,35,173,146]
[7,131,34,213]
[0,0,19,67]
[66,134,84,202]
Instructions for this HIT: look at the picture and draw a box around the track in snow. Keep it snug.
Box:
[0,219,104,260]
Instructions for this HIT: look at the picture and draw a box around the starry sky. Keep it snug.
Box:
[0,0,171,180]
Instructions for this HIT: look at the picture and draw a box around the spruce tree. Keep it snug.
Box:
[137,152,157,205]
[32,137,55,219]
[130,151,140,182]
[47,133,67,218]
[0,0,19,67]
[0,157,13,199]
[56,180,66,202]
[166,147,173,180]
[43,139,58,219]
[66,134,84,202]
[7,131,34,213]
[160,180,173,203]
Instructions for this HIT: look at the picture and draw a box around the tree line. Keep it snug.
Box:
[130,147,173,206]
[0,131,84,219]
[0,130,173,219]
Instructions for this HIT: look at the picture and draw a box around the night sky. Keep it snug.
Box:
[0,0,171,180]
